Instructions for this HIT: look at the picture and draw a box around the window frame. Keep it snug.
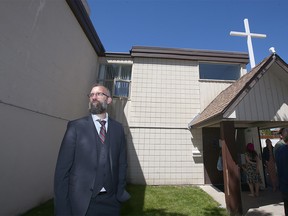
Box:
[97,63,132,99]
[199,62,241,81]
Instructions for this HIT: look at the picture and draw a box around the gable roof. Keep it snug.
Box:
[189,54,288,129]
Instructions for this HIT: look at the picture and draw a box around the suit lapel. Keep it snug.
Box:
[107,118,114,181]
[86,115,99,164]
[87,115,98,142]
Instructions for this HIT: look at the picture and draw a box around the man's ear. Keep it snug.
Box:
[107,97,112,104]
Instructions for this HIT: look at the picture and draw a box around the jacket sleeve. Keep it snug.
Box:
[116,126,131,202]
[54,121,76,215]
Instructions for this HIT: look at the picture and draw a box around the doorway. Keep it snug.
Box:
[203,128,223,187]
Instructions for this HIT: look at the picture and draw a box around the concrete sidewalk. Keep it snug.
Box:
[200,185,285,216]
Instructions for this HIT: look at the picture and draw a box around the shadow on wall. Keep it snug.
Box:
[190,129,204,164]
[108,98,146,212]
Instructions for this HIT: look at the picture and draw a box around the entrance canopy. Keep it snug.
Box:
[189,54,288,130]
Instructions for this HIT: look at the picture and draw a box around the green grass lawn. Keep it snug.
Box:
[22,185,228,216]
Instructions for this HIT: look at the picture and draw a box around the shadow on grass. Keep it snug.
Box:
[21,201,187,216]
[21,185,228,216]
[202,206,228,216]
[123,207,227,216]
[21,199,54,216]
[123,208,187,216]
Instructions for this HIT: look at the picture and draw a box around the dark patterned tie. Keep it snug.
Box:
[98,120,106,144]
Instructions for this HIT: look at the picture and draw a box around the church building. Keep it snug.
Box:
[1,0,288,215]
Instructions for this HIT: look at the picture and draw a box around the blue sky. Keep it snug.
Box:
[87,0,288,70]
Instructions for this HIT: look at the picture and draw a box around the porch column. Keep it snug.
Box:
[220,121,242,215]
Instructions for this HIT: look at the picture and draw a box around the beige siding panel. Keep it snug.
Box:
[233,70,288,121]
[127,128,204,185]
[130,58,200,128]
[254,80,265,119]
[199,81,233,111]
[269,73,283,119]
[126,58,204,185]
[259,76,270,118]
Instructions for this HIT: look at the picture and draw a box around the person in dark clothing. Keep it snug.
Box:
[54,84,130,216]
[274,128,288,157]
[262,139,277,191]
[275,135,288,216]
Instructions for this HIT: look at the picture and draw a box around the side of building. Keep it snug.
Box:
[0,0,102,215]
[99,47,249,185]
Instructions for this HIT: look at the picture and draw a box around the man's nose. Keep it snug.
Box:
[90,96,98,102]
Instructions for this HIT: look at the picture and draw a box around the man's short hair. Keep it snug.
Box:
[278,128,285,135]
[90,83,111,97]
[283,135,288,143]
[279,128,288,138]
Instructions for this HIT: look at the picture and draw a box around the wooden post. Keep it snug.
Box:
[220,121,242,215]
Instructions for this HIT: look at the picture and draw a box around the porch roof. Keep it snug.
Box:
[189,54,288,129]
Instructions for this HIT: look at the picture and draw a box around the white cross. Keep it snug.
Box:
[230,18,266,69]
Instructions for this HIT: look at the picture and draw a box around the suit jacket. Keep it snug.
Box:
[54,115,130,216]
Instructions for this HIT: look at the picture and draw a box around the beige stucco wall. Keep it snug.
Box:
[0,0,98,215]
[126,57,204,185]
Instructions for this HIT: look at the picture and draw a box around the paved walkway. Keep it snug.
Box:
[200,185,285,216]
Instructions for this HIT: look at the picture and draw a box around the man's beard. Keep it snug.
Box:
[89,100,107,114]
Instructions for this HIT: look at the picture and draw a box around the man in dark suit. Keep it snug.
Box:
[54,84,130,216]
[275,133,288,216]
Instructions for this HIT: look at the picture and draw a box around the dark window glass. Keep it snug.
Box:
[199,63,240,80]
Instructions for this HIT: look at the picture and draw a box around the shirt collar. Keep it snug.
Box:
[91,113,109,123]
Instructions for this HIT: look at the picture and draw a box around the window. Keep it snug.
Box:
[199,63,240,81]
[97,64,132,98]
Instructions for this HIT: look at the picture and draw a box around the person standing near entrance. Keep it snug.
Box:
[274,128,288,157]
[245,143,262,197]
[275,135,288,216]
[262,139,277,192]
[54,84,130,216]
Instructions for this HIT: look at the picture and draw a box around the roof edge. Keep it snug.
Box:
[105,52,131,58]
[66,0,106,56]
[131,46,249,64]
[189,114,224,129]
